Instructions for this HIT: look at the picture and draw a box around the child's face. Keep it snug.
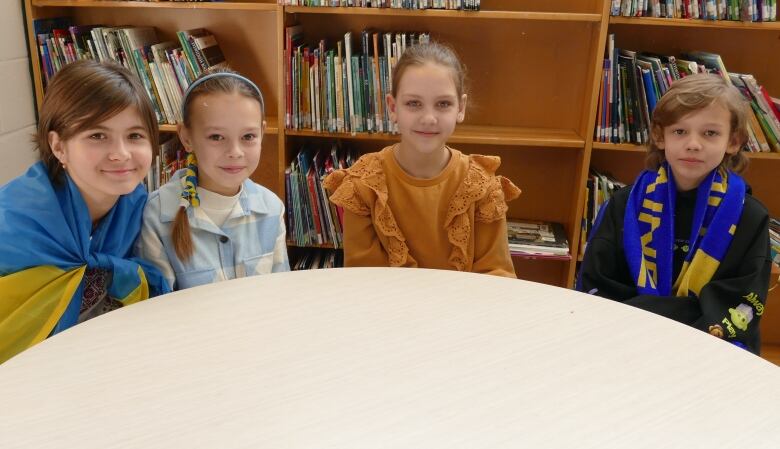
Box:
[180,92,264,196]
[50,106,152,207]
[655,102,739,191]
[386,63,466,157]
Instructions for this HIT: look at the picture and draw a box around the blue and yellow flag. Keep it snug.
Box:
[0,162,170,363]
[623,163,744,298]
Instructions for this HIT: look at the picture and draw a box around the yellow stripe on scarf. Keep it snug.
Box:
[674,249,721,297]
[0,265,86,363]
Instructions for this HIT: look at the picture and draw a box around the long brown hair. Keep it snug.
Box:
[36,60,159,183]
[173,67,265,262]
[646,73,750,174]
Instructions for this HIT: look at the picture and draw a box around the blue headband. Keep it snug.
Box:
[182,72,265,116]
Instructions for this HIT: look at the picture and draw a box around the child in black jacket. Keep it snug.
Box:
[578,74,771,354]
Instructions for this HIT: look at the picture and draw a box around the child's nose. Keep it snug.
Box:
[686,135,703,150]
[226,141,243,158]
[421,109,437,124]
[108,141,131,160]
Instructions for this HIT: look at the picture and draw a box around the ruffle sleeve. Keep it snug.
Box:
[445,154,520,270]
[323,152,414,267]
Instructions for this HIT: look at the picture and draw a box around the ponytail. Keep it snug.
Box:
[172,153,200,262]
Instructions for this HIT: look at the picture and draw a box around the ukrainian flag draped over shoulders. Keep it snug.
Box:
[0,162,170,363]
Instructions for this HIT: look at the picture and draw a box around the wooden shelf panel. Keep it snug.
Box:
[286,6,601,22]
[591,142,645,152]
[160,117,279,135]
[31,0,280,11]
[286,126,584,148]
[287,242,339,249]
[610,16,780,30]
[592,143,780,160]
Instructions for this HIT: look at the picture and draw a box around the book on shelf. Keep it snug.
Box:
[286,143,357,248]
[144,135,187,193]
[595,34,780,152]
[770,217,780,265]
[277,0,481,10]
[580,170,627,255]
[507,220,571,259]
[612,0,777,21]
[285,26,429,134]
[291,248,344,270]
[32,17,227,126]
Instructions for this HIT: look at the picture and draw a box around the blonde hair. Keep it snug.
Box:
[391,41,467,102]
[173,67,265,262]
[647,73,749,173]
[36,60,158,183]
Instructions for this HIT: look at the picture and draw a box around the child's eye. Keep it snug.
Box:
[242,133,258,141]
[405,100,421,108]
[89,133,107,140]
[437,101,453,109]
[128,132,146,140]
[672,129,686,135]
[208,134,224,141]
[704,130,720,137]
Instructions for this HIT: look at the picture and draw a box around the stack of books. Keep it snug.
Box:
[278,0,481,10]
[33,17,227,125]
[611,0,777,21]
[507,220,571,260]
[286,143,358,248]
[285,26,429,134]
[595,34,780,152]
[580,170,626,254]
[771,217,780,265]
[144,135,188,193]
[291,249,344,270]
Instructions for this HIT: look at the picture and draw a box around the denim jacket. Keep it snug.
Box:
[135,170,289,290]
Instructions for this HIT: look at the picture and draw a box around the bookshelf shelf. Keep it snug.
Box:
[31,0,280,11]
[287,241,338,250]
[285,6,601,22]
[610,16,780,31]
[286,126,584,148]
[592,143,780,160]
[160,118,280,135]
[591,142,644,152]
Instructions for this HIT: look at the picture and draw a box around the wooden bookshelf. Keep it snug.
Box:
[25,1,776,290]
[587,16,780,220]
[21,0,609,288]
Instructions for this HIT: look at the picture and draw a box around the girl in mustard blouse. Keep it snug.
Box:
[324,42,520,278]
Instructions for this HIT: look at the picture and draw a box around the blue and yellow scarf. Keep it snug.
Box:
[0,162,170,363]
[623,162,745,298]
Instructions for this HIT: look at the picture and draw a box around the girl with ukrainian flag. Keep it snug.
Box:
[0,60,170,364]
[578,74,771,354]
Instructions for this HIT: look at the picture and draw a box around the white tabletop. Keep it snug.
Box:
[1,268,778,448]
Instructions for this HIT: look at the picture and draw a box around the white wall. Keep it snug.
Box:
[0,0,37,184]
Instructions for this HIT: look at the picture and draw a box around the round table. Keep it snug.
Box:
[1,268,778,448]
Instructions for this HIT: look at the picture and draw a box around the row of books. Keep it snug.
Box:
[286,143,358,248]
[285,25,429,133]
[580,170,627,254]
[595,34,780,152]
[771,218,780,265]
[507,221,571,259]
[278,0,481,9]
[291,249,344,270]
[144,135,188,193]
[33,17,227,126]
[611,0,777,20]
